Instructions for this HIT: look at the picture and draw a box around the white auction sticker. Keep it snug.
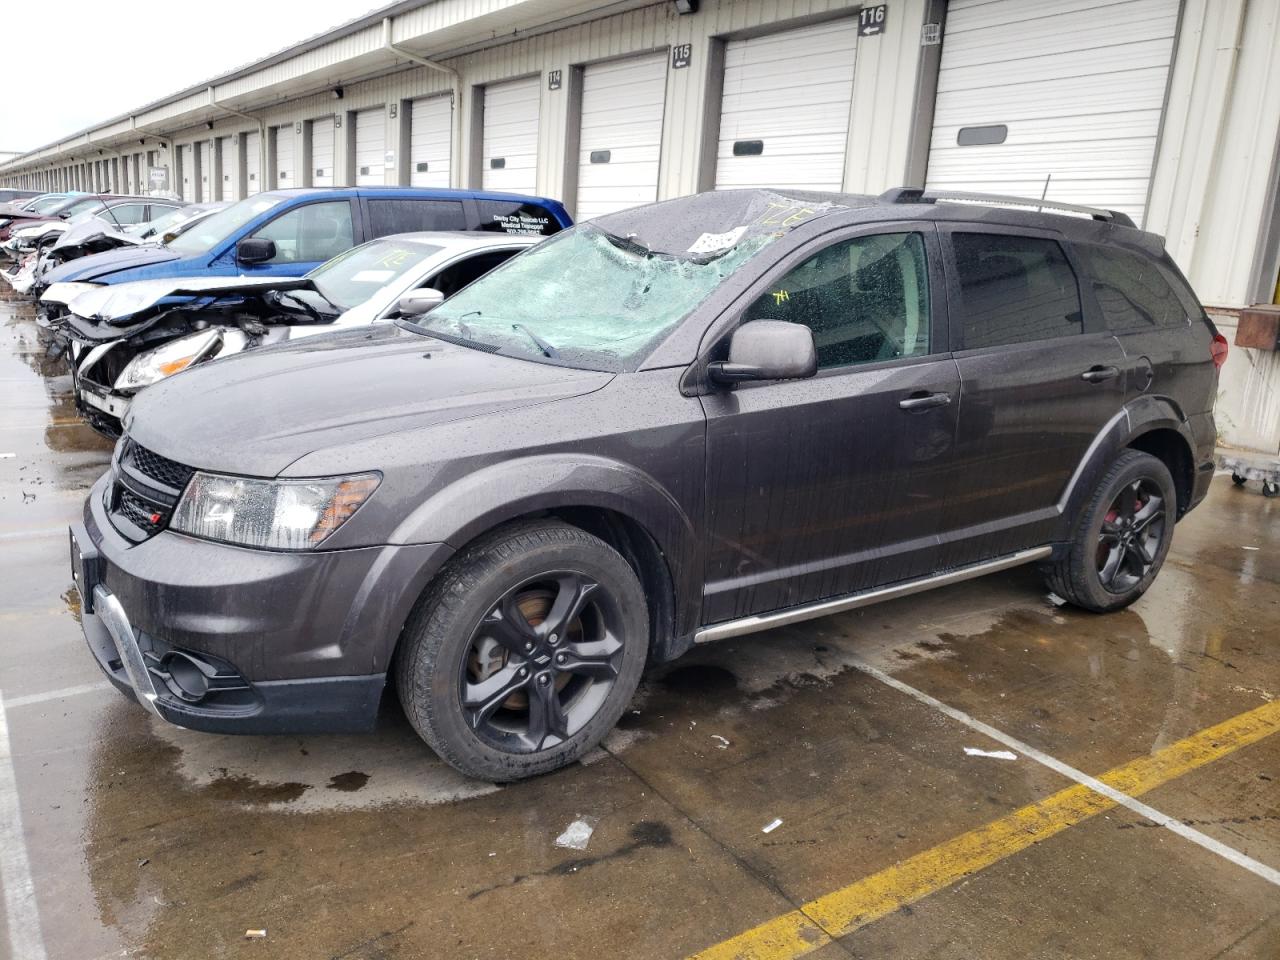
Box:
[687,226,747,255]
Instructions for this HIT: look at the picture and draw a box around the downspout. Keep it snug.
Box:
[209,86,267,197]
[382,16,462,187]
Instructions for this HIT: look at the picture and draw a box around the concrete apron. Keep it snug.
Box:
[0,295,1277,960]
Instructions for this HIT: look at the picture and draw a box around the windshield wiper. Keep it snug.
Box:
[603,232,651,257]
[307,285,345,316]
[511,322,559,359]
[272,290,330,324]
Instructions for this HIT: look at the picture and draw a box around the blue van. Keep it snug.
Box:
[38,187,571,302]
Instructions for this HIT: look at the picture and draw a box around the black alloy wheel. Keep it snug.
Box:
[462,572,626,752]
[1095,478,1167,594]
[396,520,648,782]
[1041,449,1177,613]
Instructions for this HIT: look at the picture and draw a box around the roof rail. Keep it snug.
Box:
[877,187,1136,228]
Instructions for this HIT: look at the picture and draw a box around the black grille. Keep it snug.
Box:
[124,441,194,491]
[118,489,163,530]
[108,437,192,542]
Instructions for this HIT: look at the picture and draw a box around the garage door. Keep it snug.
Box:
[410,96,451,188]
[482,76,540,194]
[198,142,212,201]
[244,131,261,196]
[714,19,858,191]
[311,117,335,187]
[925,0,1180,225]
[575,52,668,220]
[274,126,294,187]
[218,136,236,201]
[355,107,386,185]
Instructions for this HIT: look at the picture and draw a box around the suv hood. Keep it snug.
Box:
[127,323,612,477]
[43,245,181,284]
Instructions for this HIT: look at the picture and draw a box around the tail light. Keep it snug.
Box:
[1211,333,1229,370]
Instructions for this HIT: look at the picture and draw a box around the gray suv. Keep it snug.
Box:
[70,188,1224,781]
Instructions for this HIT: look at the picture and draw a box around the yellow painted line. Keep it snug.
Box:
[688,700,1280,960]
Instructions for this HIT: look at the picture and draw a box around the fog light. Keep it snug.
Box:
[162,652,212,702]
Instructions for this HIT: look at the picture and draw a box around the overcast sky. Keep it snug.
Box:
[2,0,375,153]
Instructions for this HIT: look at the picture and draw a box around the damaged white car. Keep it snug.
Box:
[57,231,539,435]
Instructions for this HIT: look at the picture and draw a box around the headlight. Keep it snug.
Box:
[114,330,222,393]
[171,472,380,550]
[41,281,102,305]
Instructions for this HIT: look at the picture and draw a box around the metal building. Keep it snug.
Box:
[2,0,1278,449]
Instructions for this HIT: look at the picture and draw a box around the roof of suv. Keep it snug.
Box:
[593,188,1165,260]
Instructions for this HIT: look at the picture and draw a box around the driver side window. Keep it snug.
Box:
[743,232,931,369]
[250,201,354,265]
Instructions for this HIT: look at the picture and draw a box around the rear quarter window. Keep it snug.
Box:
[473,199,562,236]
[367,199,466,236]
[951,232,1083,349]
[1079,244,1190,331]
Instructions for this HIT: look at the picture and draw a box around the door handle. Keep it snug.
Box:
[898,391,952,412]
[1080,365,1120,383]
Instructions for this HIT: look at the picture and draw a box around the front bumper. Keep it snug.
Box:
[74,472,454,734]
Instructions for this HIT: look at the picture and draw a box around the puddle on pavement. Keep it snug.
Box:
[148,713,499,813]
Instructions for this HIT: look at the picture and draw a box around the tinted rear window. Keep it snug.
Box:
[1080,244,1188,332]
[951,233,1083,349]
[474,199,562,236]
[366,199,466,236]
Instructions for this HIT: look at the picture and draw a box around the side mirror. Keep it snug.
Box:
[236,237,276,264]
[708,320,817,386]
[397,288,445,317]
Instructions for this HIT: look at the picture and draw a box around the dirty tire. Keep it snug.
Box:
[395,519,648,782]
[1041,450,1177,613]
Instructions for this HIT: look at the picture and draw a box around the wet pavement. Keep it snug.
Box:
[0,292,1277,959]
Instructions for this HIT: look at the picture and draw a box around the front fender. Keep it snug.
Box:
[389,453,702,637]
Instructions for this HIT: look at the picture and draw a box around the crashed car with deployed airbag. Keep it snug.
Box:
[60,231,540,435]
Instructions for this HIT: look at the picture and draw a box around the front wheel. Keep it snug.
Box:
[395,520,649,782]
[1042,450,1177,613]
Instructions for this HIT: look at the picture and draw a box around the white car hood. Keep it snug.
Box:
[66,275,297,321]
[52,217,140,252]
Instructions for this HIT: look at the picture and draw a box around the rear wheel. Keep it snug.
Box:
[395,520,648,782]
[1042,450,1176,612]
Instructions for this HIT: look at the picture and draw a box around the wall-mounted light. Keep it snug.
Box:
[332,87,344,100]
[206,121,215,130]
[673,0,698,13]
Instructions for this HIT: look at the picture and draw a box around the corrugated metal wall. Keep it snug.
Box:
[1145,0,1280,453]
[1,0,927,209]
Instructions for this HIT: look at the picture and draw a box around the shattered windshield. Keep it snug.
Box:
[416,224,773,371]
[308,237,443,311]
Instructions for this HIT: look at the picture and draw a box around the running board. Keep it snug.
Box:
[693,547,1053,644]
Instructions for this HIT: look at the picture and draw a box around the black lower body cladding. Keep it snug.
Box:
[75,471,454,734]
